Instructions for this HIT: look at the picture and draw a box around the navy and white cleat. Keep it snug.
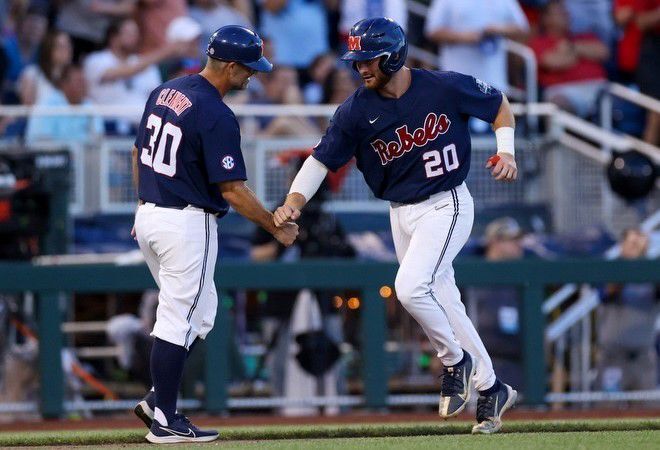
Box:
[471,382,518,434]
[146,414,219,443]
[134,390,155,429]
[438,351,476,418]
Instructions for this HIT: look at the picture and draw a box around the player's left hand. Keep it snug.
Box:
[274,222,299,247]
[486,153,517,182]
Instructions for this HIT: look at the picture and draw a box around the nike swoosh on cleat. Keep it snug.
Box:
[458,369,467,400]
[160,426,195,438]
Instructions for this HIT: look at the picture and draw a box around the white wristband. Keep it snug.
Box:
[288,156,329,201]
[495,127,515,157]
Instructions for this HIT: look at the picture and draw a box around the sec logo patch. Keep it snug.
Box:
[475,78,492,94]
[222,155,235,170]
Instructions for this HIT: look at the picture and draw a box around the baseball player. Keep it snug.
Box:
[131,26,298,443]
[274,18,518,434]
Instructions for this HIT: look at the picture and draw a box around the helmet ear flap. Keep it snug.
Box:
[378,55,392,76]
[350,57,389,75]
[349,55,397,76]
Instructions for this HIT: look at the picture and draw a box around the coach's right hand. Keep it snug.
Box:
[274,204,301,228]
[273,221,299,246]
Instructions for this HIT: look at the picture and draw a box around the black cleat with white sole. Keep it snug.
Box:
[438,350,476,418]
[146,414,218,444]
[472,381,517,434]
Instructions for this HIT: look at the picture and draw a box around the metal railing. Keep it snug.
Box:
[1,102,657,233]
[542,210,660,319]
[504,39,539,131]
[0,103,552,218]
[541,209,660,404]
[600,82,660,164]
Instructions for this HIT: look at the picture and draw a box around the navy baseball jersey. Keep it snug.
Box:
[313,69,503,203]
[135,74,247,217]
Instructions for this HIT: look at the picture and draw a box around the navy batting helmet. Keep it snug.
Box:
[341,17,407,76]
[206,25,272,72]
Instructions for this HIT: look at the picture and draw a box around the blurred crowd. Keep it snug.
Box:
[0,0,658,144]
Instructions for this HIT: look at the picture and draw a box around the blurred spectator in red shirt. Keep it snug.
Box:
[135,0,187,54]
[519,2,542,35]
[615,0,644,81]
[530,0,609,117]
[634,0,660,145]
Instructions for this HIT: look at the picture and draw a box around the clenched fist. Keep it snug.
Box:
[486,153,517,182]
[274,221,299,246]
[274,204,301,227]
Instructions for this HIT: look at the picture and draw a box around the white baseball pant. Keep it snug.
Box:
[390,182,496,391]
[135,202,218,350]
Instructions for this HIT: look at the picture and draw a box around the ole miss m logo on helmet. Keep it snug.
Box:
[348,36,361,51]
[371,113,451,165]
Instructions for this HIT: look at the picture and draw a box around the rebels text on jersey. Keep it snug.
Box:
[135,74,247,217]
[313,70,503,203]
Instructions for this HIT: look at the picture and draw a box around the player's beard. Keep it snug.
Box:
[363,70,391,90]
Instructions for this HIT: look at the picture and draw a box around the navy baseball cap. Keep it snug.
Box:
[206,25,272,72]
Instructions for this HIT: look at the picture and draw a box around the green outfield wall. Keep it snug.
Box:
[0,258,658,418]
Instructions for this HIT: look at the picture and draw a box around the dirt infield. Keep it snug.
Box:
[1,408,658,433]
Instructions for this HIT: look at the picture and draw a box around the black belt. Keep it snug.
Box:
[140,200,219,216]
[392,195,430,206]
[407,195,430,204]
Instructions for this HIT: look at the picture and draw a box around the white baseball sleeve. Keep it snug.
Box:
[288,156,329,201]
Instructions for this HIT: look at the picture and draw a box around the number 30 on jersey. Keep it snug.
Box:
[140,114,182,177]
[423,143,459,178]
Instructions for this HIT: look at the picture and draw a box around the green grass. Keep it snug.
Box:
[1,419,658,448]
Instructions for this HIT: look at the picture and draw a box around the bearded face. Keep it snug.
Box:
[355,57,391,90]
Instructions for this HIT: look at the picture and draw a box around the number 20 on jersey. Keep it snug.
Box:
[423,143,459,178]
